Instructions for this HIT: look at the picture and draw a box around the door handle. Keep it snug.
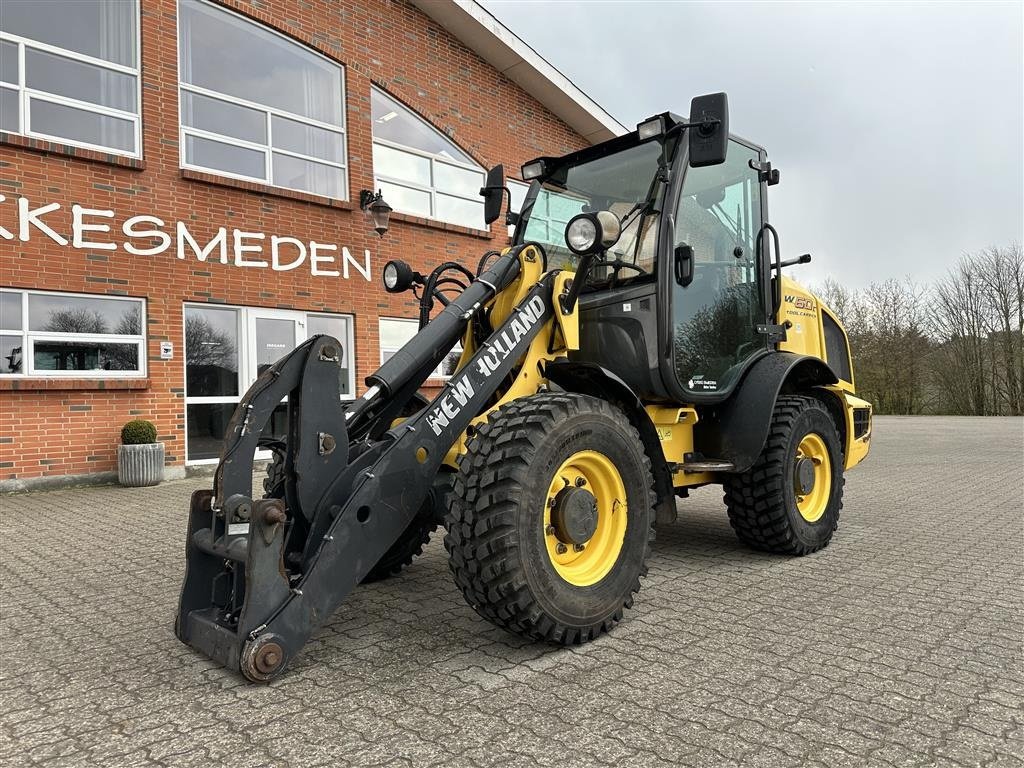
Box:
[674,244,694,287]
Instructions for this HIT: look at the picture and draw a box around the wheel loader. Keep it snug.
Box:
[175,93,872,682]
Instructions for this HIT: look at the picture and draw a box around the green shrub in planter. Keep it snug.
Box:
[118,419,164,487]
[121,419,158,445]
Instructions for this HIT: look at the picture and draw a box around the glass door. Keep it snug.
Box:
[670,139,766,397]
[184,305,242,462]
[184,305,355,464]
[248,309,304,445]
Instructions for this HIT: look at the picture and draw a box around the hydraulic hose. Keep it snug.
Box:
[365,247,523,398]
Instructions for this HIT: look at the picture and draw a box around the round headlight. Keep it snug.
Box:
[565,216,598,254]
[383,262,399,290]
[382,259,415,293]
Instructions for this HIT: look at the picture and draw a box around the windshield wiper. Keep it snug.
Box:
[617,199,651,234]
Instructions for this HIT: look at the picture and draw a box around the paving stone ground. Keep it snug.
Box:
[1,416,1022,767]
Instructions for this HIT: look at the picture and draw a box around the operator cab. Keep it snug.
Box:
[507,95,773,405]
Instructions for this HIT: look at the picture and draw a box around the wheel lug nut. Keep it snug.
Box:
[575,477,586,487]
[573,543,585,552]
[545,525,556,536]
[555,543,567,555]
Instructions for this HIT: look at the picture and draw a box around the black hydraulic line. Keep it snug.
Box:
[476,249,501,276]
[371,247,522,397]
[419,266,474,328]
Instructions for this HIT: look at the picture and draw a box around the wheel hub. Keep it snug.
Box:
[794,457,816,495]
[544,450,628,587]
[794,433,832,523]
[551,486,599,545]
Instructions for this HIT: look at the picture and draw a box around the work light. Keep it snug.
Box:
[521,160,546,180]
[382,259,415,293]
[564,211,621,256]
[637,115,665,140]
[566,217,598,253]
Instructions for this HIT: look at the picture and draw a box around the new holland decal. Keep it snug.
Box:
[425,294,546,436]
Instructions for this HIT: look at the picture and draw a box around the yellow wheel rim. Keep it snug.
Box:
[795,433,831,523]
[543,450,627,587]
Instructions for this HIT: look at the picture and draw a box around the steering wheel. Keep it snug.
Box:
[592,258,650,281]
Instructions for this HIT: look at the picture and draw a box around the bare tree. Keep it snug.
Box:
[974,244,1023,415]
[812,243,1021,415]
[41,308,108,334]
[929,246,1023,415]
[851,278,932,414]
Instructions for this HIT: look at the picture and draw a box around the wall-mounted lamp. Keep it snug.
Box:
[359,189,393,237]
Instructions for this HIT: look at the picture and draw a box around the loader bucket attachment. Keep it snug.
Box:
[175,246,547,681]
[175,333,351,676]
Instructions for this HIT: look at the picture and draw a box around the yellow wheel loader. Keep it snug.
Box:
[175,93,872,682]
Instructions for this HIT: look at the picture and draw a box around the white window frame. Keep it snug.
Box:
[379,317,460,380]
[507,178,529,238]
[183,303,355,465]
[0,2,142,158]
[370,88,485,230]
[176,0,349,200]
[0,288,147,378]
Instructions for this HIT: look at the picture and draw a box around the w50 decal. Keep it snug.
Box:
[785,295,815,311]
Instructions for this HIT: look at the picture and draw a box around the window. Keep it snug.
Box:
[0,0,141,156]
[671,139,765,395]
[184,304,354,462]
[379,318,460,379]
[521,186,586,248]
[177,0,347,199]
[371,87,485,229]
[0,289,145,377]
[507,179,529,238]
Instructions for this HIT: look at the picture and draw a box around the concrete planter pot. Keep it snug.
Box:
[117,443,165,487]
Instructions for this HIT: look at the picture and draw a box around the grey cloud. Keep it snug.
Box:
[483,0,1023,288]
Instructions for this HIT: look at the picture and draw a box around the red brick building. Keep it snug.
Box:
[0,0,623,489]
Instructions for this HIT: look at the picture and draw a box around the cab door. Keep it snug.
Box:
[667,139,768,400]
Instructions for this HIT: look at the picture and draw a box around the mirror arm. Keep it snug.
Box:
[480,184,518,225]
[748,158,780,186]
[775,253,812,269]
[664,117,722,137]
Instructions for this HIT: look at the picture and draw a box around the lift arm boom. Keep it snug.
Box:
[175,246,555,680]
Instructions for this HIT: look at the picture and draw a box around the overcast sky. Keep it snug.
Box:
[482,0,1023,288]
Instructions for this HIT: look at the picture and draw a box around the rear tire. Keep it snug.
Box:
[445,392,655,644]
[724,395,844,555]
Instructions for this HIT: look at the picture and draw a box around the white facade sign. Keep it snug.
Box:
[0,195,372,281]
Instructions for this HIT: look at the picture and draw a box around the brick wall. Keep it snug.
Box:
[0,0,589,483]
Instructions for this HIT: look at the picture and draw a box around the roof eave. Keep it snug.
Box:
[408,0,627,144]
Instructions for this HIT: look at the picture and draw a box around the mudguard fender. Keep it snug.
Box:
[545,359,676,525]
[695,352,838,473]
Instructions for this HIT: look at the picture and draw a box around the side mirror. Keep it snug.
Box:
[688,92,729,168]
[674,244,694,287]
[480,164,505,225]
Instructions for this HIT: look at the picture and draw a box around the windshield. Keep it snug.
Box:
[515,137,674,287]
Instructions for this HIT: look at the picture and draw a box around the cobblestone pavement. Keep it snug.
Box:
[1,416,1022,767]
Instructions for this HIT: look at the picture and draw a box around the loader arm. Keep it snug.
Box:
[175,245,556,681]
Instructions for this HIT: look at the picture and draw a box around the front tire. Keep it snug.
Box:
[724,395,844,555]
[445,392,655,644]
